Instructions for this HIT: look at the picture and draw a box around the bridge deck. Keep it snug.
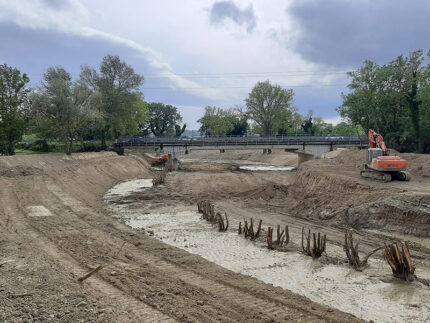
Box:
[116,135,367,148]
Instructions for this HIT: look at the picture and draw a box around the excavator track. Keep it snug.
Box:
[360,169,392,182]
[360,167,411,182]
[393,171,411,181]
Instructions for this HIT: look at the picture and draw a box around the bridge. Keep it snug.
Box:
[116,135,368,168]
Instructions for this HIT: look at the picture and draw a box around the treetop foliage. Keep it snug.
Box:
[0,64,30,155]
[339,49,430,152]
[245,80,295,135]
[147,102,183,137]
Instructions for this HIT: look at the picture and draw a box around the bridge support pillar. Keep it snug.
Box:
[297,152,313,165]
[166,154,179,171]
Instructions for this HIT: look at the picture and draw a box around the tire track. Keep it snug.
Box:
[5,181,176,323]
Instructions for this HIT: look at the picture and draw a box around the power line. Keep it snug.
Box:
[144,70,350,79]
[143,83,349,90]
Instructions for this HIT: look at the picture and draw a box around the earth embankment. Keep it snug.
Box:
[288,149,430,236]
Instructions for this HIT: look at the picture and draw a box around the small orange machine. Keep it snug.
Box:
[152,154,169,166]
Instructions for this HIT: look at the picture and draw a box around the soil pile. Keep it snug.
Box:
[403,153,430,178]
[237,183,289,200]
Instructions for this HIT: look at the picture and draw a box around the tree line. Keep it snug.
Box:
[339,50,430,153]
[0,55,186,155]
[198,80,360,137]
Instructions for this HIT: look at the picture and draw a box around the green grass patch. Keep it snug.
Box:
[15,149,54,154]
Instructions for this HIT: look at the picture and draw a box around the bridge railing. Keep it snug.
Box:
[116,135,368,148]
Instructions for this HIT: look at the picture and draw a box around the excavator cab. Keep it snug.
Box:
[367,148,383,163]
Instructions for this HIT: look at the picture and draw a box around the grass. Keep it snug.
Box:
[15,149,54,154]
[14,141,115,155]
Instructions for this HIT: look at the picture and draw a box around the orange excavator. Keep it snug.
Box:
[360,130,410,182]
[152,154,169,166]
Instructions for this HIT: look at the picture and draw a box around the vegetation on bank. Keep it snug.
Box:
[340,50,430,153]
[1,50,429,156]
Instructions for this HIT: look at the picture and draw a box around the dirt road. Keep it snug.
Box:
[0,152,362,322]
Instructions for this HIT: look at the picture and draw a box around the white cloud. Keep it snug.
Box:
[0,0,354,125]
[0,0,229,100]
[323,116,344,125]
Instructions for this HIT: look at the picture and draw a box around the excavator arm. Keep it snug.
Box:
[368,129,388,155]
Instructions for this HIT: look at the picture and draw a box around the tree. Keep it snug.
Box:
[198,107,248,136]
[245,80,295,135]
[0,64,30,155]
[31,67,98,155]
[175,124,187,137]
[339,50,430,152]
[80,55,145,148]
[226,108,248,136]
[147,102,183,137]
[302,117,314,135]
[332,122,365,135]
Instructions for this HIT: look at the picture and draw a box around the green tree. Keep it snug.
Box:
[31,67,98,155]
[245,80,295,135]
[226,108,248,136]
[147,102,183,137]
[198,106,231,136]
[339,50,429,152]
[80,55,145,148]
[419,52,430,152]
[0,64,30,155]
[175,124,187,137]
[198,106,248,136]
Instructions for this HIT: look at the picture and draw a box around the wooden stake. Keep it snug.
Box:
[267,227,273,249]
[78,265,105,282]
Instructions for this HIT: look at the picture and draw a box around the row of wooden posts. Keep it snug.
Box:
[196,200,416,281]
[197,200,229,232]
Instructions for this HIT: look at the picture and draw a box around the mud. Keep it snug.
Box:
[107,180,430,323]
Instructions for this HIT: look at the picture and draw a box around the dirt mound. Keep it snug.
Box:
[287,149,430,236]
[0,165,46,177]
[327,194,430,236]
[403,153,430,178]
[237,183,289,200]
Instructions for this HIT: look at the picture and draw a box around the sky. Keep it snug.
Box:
[0,0,429,129]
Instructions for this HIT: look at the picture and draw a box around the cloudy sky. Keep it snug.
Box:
[1,0,429,129]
